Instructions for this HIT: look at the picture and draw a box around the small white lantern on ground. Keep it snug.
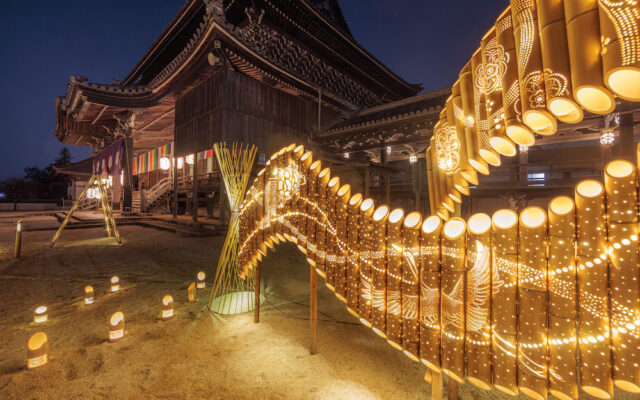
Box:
[84,286,94,304]
[110,276,120,292]
[196,271,206,289]
[162,295,174,321]
[188,282,197,303]
[109,312,125,342]
[34,306,47,323]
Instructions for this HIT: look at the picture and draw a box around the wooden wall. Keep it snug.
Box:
[174,69,343,157]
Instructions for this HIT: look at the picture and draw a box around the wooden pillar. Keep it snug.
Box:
[310,265,318,354]
[122,137,134,211]
[447,377,459,400]
[172,148,178,219]
[382,146,390,205]
[618,111,634,160]
[364,167,370,198]
[192,155,198,222]
[254,262,261,323]
[431,371,443,400]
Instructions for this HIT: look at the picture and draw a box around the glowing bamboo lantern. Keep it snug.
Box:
[440,218,466,383]
[196,271,206,289]
[517,206,549,400]
[109,311,125,342]
[314,167,331,275]
[27,332,49,369]
[511,0,557,135]
[386,208,405,350]
[537,0,583,124]
[604,160,640,393]
[188,282,196,303]
[256,168,268,258]
[598,1,640,101]
[162,295,174,321]
[564,0,616,114]
[446,175,462,204]
[34,306,47,324]
[324,176,340,289]
[346,193,363,314]
[453,175,470,197]
[465,213,493,391]
[296,151,313,247]
[263,157,276,249]
[575,179,613,399]
[460,62,490,175]
[496,7,535,146]
[371,205,389,338]
[305,160,322,261]
[480,28,517,157]
[401,211,422,362]
[491,209,519,396]
[419,216,442,371]
[471,48,501,167]
[428,146,450,220]
[84,285,94,305]
[426,147,437,214]
[333,184,351,299]
[357,198,375,327]
[446,88,478,185]
[110,276,120,292]
[547,196,579,400]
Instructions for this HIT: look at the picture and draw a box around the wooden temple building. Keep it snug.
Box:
[54,0,639,221]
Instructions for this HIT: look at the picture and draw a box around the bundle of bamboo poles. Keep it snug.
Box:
[208,142,257,314]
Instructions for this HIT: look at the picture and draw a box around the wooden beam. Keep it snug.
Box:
[310,265,318,355]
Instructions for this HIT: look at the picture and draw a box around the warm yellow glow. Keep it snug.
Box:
[318,167,330,179]
[162,295,173,306]
[27,332,48,369]
[549,98,582,123]
[349,193,362,206]
[520,206,546,228]
[523,110,557,135]
[197,271,205,280]
[373,205,389,222]
[110,311,124,326]
[328,177,339,188]
[389,208,404,224]
[422,216,441,234]
[549,196,574,215]
[84,285,94,305]
[404,212,421,229]
[448,190,462,203]
[467,213,491,234]
[479,148,501,166]
[159,157,170,170]
[469,158,490,175]
[467,376,492,391]
[506,124,535,146]
[109,312,125,341]
[576,87,615,114]
[34,306,47,323]
[360,198,374,212]
[608,69,640,101]
[443,218,466,239]
[110,276,119,292]
[337,184,350,197]
[605,159,634,178]
[489,136,517,156]
[576,180,603,198]
[582,386,613,400]
[492,209,517,229]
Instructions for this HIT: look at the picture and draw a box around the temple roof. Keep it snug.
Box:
[305,0,352,37]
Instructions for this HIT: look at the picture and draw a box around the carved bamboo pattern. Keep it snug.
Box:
[238,144,640,399]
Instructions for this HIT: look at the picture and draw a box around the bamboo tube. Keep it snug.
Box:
[465,213,493,391]
[537,0,584,124]
[305,160,322,262]
[511,0,557,135]
[402,211,422,361]
[420,216,442,371]
[496,7,535,146]
[334,184,351,299]
[517,206,549,400]
[471,48,502,167]
[263,158,276,250]
[290,146,305,244]
[491,209,519,396]
[314,167,331,275]
[440,218,466,383]
[358,198,375,327]
[604,160,640,393]
[453,175,470,197]
[460,62,490,175]
[256,169,267,258]
[446,175,462,204]
[426,147,437,214]
[346,192,363,314]
[386,208,405,350]
[547,196,579,400]
[452,82,480,185]
[433,117,461,176]
[296,151,313,249]
[324,177,340,291]
[371,205,390,338]
[428,144,452,219]
[480,28,517,157]
[574,179,613,399]
[599,1,640,101]
[564,0,616,114]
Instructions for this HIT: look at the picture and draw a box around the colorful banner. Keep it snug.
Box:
[132,142,219,175]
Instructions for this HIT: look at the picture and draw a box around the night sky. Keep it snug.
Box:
[0,0,506,178]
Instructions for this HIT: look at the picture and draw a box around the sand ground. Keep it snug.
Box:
[1,213,637,400]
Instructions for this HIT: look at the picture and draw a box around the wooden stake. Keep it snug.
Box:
[310,265,318,355]
[431,370,443,400]
[14,219,23,259]
[447,376,459,400]
[254,262,261,323]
